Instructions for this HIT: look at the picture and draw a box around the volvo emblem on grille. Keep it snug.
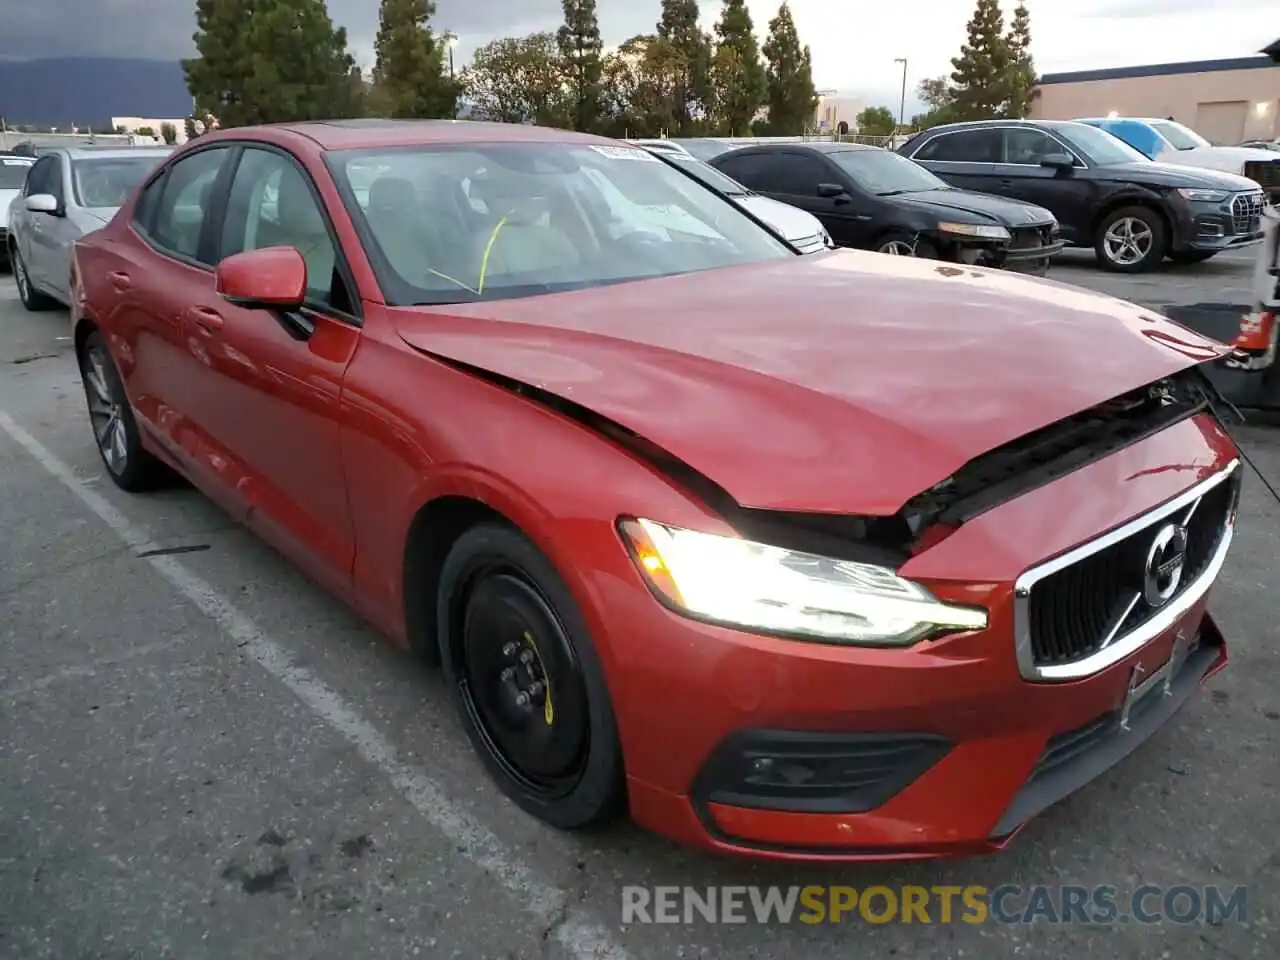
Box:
[1142,522,1189,608]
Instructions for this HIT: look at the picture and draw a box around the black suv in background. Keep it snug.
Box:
[711,141,1062,274]
[899,119,1267,273]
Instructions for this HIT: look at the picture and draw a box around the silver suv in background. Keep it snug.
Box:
[7,145,171,310]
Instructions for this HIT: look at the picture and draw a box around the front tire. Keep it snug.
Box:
[78,329,167,492]
[1094,206,1165,273]
[875,231,939,258]
[13,248,58,311]
[437,523,626,830]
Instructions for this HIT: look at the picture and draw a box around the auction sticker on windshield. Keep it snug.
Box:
[590,145,660,162]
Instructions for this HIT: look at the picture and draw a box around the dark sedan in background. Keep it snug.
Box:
[899,119,1267,273]
[711,141,1062,275]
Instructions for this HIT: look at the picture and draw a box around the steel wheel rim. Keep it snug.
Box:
[878,240,914,255]
[455,568,589,797]
[1103,217,1153,265]
[82,344,128,475]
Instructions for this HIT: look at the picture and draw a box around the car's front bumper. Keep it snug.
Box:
[947,224,1064,276]
[602,414,1237,861]
[1173,190,1268,252]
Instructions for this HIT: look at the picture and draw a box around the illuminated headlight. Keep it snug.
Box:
[1177,188,1229,202]
[618,519,988,646]
[937,222,1010,240]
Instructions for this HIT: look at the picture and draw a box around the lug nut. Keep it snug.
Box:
[527,681,544,697]
[502,643,517,657]
[514,692,530,707]
[520,649,534,664]
[500,667,514,682]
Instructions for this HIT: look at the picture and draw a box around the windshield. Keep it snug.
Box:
[826,148,948,195]
[1056,124,1150,165]
[328,142,793,306]
[663,154,750,196]
[0,157,33,189]
[1151,121,1209,151]
[72,156,163,208]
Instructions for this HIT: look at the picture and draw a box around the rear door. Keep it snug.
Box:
[908,128,1006,195]
[103,145,242,514]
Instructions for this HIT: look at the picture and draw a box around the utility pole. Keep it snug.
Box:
[443,31,459,79]
[894,57,907,132]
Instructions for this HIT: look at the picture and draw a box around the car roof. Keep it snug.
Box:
[720,141,880,154]
[206,118,617,151]
[911,118,1103,136]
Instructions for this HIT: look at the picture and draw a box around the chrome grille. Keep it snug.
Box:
[1231,191,1265,236]
[1014,463,1240,681]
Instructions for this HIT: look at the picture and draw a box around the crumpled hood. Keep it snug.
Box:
[392,249,1226,515]
[892,189,1054,227]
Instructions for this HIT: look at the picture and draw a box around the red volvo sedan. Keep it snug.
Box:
[67,120,1240,861]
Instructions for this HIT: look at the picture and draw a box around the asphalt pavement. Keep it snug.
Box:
[1,247,1278,959]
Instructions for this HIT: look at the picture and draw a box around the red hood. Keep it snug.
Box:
[392,249,1227,515]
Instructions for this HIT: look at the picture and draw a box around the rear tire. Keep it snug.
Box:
[78,329,168,492]
[1167,249,1218,265]
[1094,205,1165,273]
[437,523,625,830]
[13,248,58,311]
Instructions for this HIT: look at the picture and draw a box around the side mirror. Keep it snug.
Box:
[1040,153,1076,171]
[25,193,60,215]
[215,246,307,310]
[816,182,848,199]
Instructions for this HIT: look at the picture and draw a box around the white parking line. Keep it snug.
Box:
[0,410,630,960]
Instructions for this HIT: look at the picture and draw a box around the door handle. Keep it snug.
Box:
[108,271,131,291]
[185,305,224,331]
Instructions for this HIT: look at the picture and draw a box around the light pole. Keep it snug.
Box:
[443,31,459,79]
[894,57,907,133]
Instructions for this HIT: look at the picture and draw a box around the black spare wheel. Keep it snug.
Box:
[1094,205,1165,273]
[437,523,625,829]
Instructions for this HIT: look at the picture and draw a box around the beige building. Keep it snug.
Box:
[1032,41,1280,144]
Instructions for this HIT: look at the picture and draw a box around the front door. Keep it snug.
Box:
[178,144,361,600]
[996,128,1090,242]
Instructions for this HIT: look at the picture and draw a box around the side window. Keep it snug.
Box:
[151,148,228,261]
[1004,129,1062,164]
[132,173,164,233]
[219,147,346,311]
[46,158,66,203]
[715,153,772,189]
[770,154,833,195]
[915,130,1002,163]
[24,156,55,197]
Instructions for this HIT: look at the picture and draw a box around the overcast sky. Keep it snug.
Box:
[2,0,1277,116]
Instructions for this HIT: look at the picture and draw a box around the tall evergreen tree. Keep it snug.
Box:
[557,0,605,131]
[372,0,459,119]
[761,2,816,135]
[184,0,362,126]
[711,0,766,135]
[657,0,713,133]
[1003,2,1036,119]
[948,0,1009,121]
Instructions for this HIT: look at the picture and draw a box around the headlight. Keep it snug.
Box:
[618,518,988,646]
[937,222,1011,240]
[1176,188,1229,202]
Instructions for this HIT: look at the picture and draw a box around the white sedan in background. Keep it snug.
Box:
[642,147,834,253]
[7,145,171,310]
[1,152,35,269]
